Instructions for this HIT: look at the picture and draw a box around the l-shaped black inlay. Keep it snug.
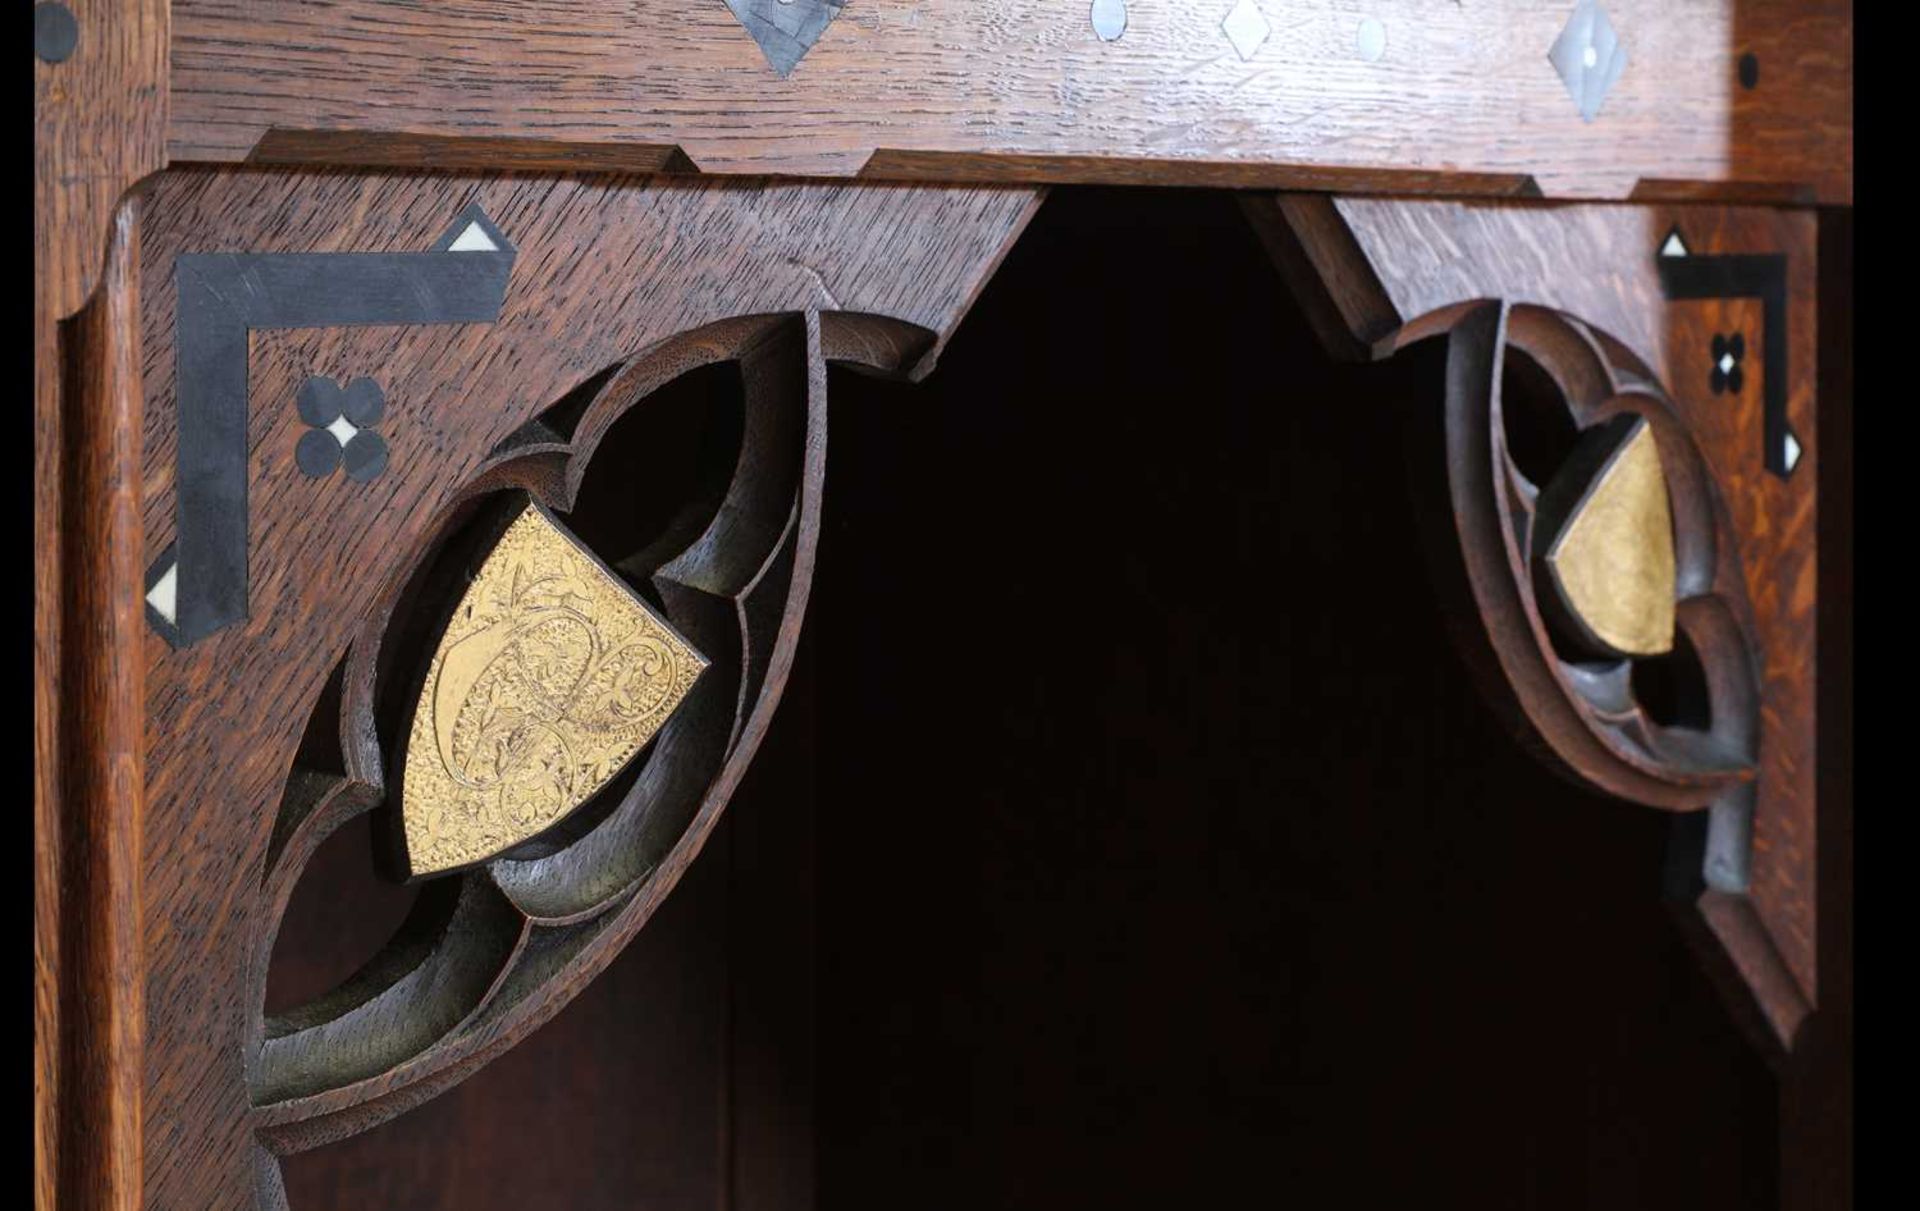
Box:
[1654,235,1794,480]
[153,206,516,648]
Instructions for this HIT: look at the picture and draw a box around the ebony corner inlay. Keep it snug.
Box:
[1656,230,1796,478]
[153,208,516,647]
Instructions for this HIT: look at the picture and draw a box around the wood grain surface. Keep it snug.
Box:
[33,263,62,1211]
[1249,193,1821,1052]
[34,3,1852,1202]
[167,0,1851,203]
[36,5,166,1195]
[38,200,148,1211]
[131,168,1037,1209]
[35,0,169,323]
[1775,202,1849,1211]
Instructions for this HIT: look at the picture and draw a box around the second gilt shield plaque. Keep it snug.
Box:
[393,498,708,879]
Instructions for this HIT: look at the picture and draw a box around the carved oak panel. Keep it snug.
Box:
[38,169,1838,1211]
[35,5,1848,1208]
[128,169,1041,1209]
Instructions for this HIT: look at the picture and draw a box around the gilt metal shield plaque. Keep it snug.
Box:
[398,500,708,878]
[1539,415,1676,659]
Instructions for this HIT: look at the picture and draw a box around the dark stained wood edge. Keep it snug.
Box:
[1238,194,1402,363]
[892,191,1047,381]
[1659,788,1811,1062]
[1668,881,1811,1063]
[1776,203,1852,1211]
[857,150,1543,201]
[34,212,64,1211]
[189,134,1852,211]
[247,130,700,176]
[172,131,1859,209]
[54,199,147,1211]
[1629,179,1822,206]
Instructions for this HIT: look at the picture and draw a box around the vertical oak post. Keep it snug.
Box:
[54,198,147,1211]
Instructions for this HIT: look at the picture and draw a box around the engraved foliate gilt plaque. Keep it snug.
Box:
[398,500,708,878]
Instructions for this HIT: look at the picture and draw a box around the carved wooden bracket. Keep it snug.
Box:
[250,311,838,1151]
[1246,193,1824,1061]
[1417,300,1761,809]
[123,169,1040,1209]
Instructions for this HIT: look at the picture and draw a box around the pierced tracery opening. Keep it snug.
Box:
[250,314,867,1146]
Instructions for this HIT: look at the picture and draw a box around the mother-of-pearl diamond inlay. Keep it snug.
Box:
[1710,333,1746,396]
[1222,0,1272,61]
[296,375,391,483]
[1549,0,1628,121]
[1357,17,1387,63]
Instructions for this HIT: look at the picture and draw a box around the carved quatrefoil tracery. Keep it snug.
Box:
[249,311,926,1154]
[1405,301,1760,822]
